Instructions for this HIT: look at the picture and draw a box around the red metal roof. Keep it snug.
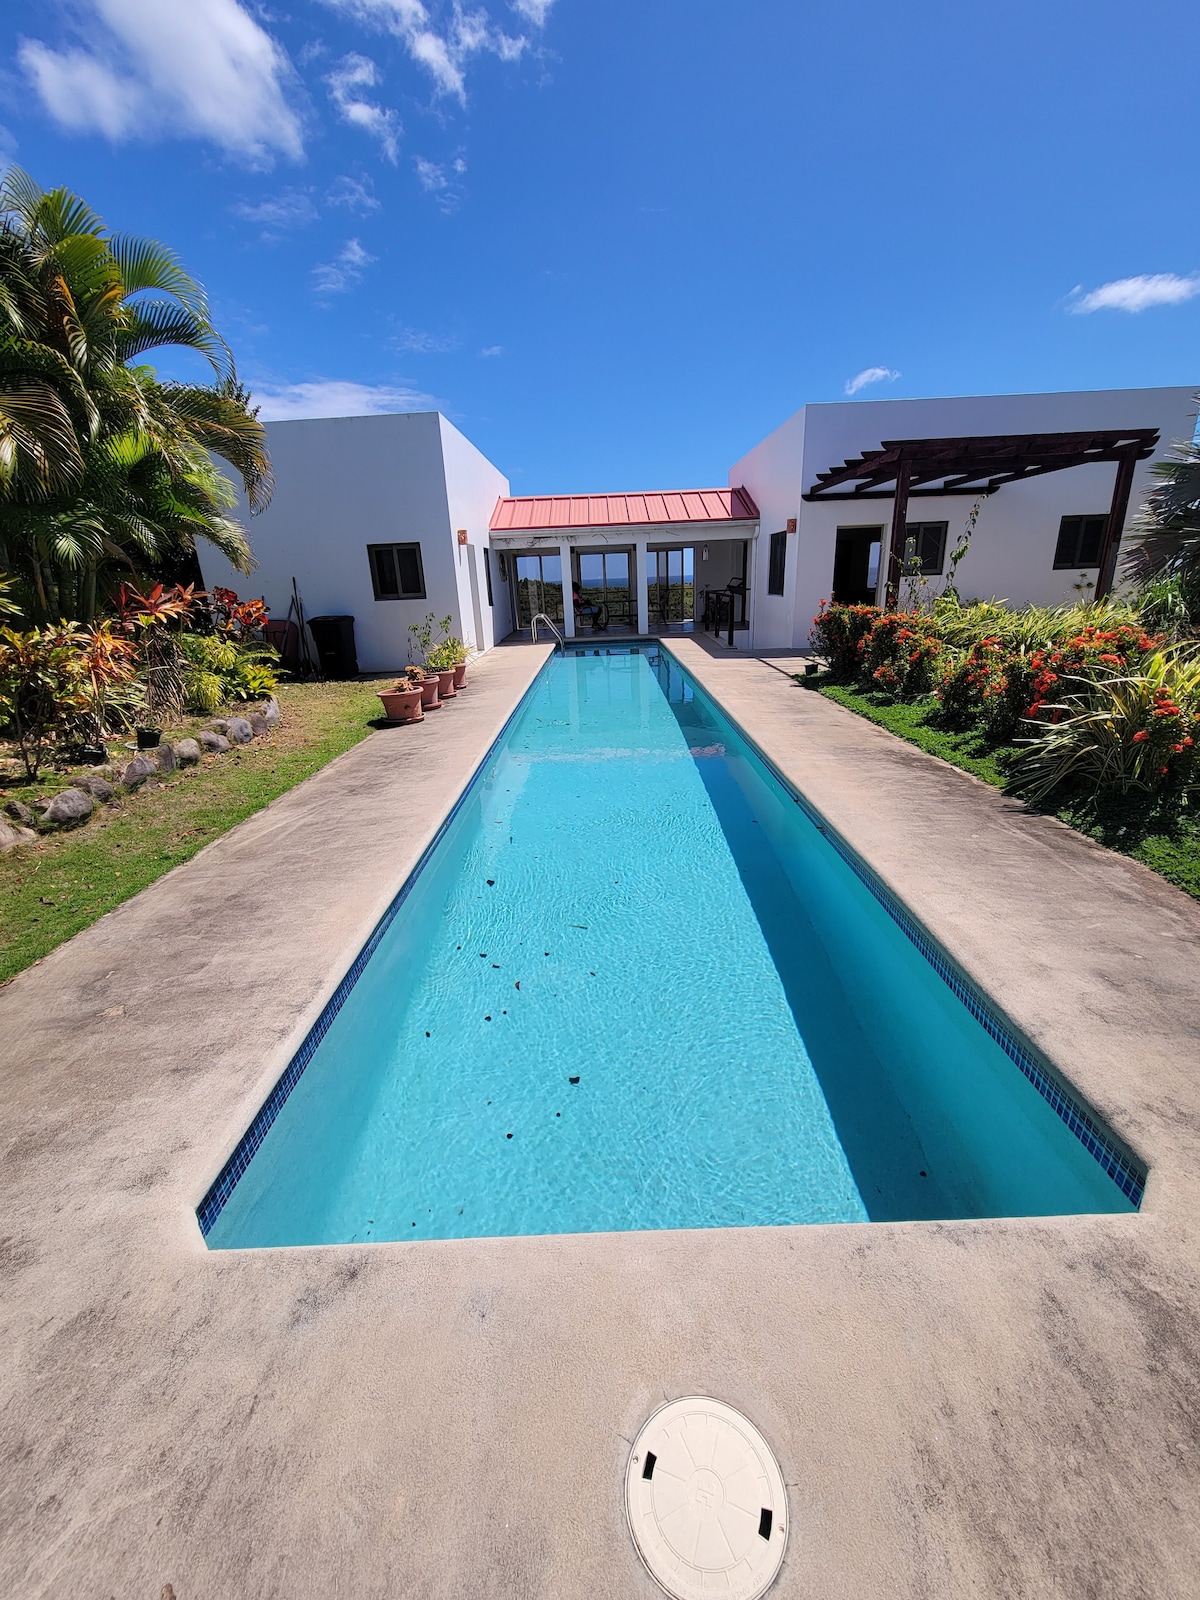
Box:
[489,485,759,532]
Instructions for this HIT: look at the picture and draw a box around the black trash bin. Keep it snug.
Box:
[307,615,359,679]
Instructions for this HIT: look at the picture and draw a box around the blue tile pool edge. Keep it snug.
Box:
[656,641,1147,1209]
[195,654,554,1237]
[196,644,1145,1239]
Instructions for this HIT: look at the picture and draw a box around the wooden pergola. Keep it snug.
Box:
[802,428,1159,604]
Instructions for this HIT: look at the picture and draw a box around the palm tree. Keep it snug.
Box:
[0,168,272,621]
[1122,430,1200,629]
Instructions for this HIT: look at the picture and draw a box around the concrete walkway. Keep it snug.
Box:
[2,638,1199,1598]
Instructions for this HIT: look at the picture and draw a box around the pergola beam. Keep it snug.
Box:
[805,428,1158,501]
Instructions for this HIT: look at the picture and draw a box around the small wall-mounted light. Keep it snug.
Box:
[457,528,469,545]
[786,518,797,534]
[701,544,709,561]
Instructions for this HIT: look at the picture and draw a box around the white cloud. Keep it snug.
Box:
[395,326,459,352]
[1069,273,1200,314]
[250,379,436,420]
[312,237,377,295]
[321,0,542,103]
[845,366,900,396]
[325,53,402,162]
[479,345,503,357]
[327,173,380,212]
[413,154,466,211]
[232,187,317,234]
[18,0,303,162]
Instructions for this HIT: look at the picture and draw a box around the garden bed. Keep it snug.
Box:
[0,679,384,983]
[809,678,1200,900]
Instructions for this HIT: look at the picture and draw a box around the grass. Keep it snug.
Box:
[0,679,385,983]
[816,683,1019,788]
[807,678,1200,901]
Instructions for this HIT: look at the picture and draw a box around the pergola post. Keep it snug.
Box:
[1095,448,1139,601]
[884,455,912,608]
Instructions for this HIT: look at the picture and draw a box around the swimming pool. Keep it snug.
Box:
[201,646,1143,1248]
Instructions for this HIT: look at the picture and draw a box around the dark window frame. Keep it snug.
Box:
[483,546,494,607]
[367,541,426,601]
[767,528,788,596]
[904,521,948,576]
[1053,515,1107,570]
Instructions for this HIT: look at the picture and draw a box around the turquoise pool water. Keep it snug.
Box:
[203,647,1140,1248]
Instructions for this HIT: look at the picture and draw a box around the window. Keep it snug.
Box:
[483,546,494,607]
[1054,515,1106,570]
[904,521,948,575]
[368,542,425,600]
[768,528,788,596]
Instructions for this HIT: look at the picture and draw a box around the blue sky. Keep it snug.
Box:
[3,0,1198,493]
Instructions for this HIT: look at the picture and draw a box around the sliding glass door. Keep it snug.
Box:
[647,547,695,624]
[513,553,563,627]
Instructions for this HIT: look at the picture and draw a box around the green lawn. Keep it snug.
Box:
[0,679,385,983]
[809,679,1200,901]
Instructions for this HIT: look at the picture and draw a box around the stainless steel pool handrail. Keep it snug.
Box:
[530,613,564,651]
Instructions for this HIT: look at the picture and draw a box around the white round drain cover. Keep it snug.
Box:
[625,1397,788,1600]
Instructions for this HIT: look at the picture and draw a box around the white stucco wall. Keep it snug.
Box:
[199,411,509,672]
[731,386,1198,650]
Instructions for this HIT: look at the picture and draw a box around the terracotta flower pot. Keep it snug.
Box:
[436,668,457,699]
[453,662,467,689]
[419,675,442,710]
[378,687,424,724]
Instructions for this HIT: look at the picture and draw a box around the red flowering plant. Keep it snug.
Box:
[860,611,944,698]
[809,602,881,682]
[1009,649,1200,805]
[937,623,1165,743]
[209,585,268,641]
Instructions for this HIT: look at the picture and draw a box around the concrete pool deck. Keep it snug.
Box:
[2,636,1199,1597]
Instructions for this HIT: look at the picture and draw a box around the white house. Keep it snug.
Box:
[199,385,1197,667]
[198,410,508,673]
[733,385,1197,650]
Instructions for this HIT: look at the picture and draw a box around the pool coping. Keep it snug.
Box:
[3,635,1200,1599]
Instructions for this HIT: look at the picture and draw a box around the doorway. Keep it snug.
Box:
[648,547,695,625]
[513,552,563,627]
[832,527,883,606]
[575,548,632,628]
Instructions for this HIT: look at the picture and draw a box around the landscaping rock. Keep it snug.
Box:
[152,742,177,775]
[73,774,114,802]
[225,716,253,744]
[0,819,36,852]
[174,738,202,767]
[247,713,270,738]
[197,730,230,754]
[42,787,94,826]
[207,719,230,733]
[121,754,158,789]
[4,800,35,825]
[260,696,281,724]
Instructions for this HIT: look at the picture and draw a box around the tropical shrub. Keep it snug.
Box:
[180,632,278,713]
[810,602,880,681]
[0,621,138,778]
[1008,651,1200,804]
[859,611,944,698]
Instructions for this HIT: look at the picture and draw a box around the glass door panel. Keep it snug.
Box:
[514,553,563,627]
[648,547,695,624]
[575,549,632,627]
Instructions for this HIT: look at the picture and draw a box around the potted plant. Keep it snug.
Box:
[377,666,424,724]
[427,640,457,699]
[444,635,470,689]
